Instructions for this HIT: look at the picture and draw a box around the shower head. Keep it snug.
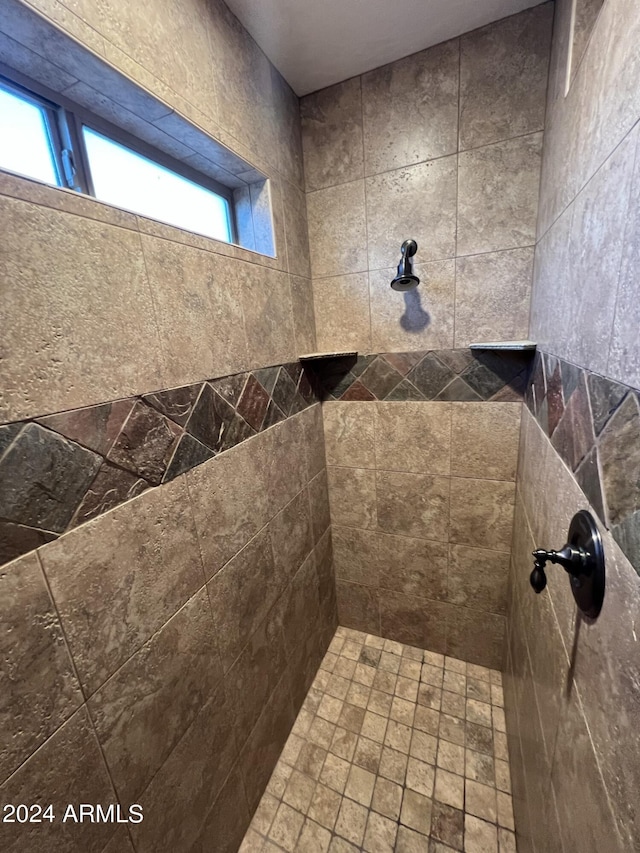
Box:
[390,239,419,291]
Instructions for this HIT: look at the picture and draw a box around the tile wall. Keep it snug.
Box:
[0,405,336,853]
[301,3,553,354]
[506,0,640,851]
[0,1,331,851]
[309,349,528,669]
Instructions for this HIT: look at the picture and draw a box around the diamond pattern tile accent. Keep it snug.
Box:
[0,362,318,568]
[240,627,517,852]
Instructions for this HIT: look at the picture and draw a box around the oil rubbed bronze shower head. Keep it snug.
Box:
[390,239,419,291]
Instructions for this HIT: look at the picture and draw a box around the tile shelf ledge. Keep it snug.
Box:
[299,351,358,360]
[469,340,537,351]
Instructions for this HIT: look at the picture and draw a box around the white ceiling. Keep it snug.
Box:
[224,0,545,95]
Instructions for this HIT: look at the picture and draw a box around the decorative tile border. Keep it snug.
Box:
[525,350,640,577]
[307,349,533,402]
[0,362,318,567]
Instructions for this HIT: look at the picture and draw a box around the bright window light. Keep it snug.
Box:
[82,126,232,241]
[0,85,59,185]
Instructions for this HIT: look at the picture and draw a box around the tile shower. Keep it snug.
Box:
[1,2,639,853]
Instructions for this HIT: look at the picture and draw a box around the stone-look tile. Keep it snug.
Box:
[140,237,248,390]
[434,768,464,809]
[460,352,529,402]
[599,393,640,525]
[323,403,375,469]
[302,403,328,482]
[459,4,553,150]
[363,810,398,852]
[610,125,640,388]
[313,272,372,353]
[374,402,451,475]
[70,462,148,527]
[191,767,250,853]
[565,127,638,377]
[430,802,464,849]
[377,535,448,602]
[207,528,286,672]
[328,466,377,530]
[107,401,181,485]
[376,471,450,541]
[359,358,404,399]
[457,134,542,256]
[40,478,203,696]
[0,552,82,782]
[336,580,379,634]
[575,446,607,524]
[587,373,627,436]
[0,197,163,423]
[239,265,297,370]
[366,157,457,269]
[447,545,509,615]
[89,588,222,801]
[237,375,271,431]
[263,414,309,517]
[290,276,317,355]
[451,403,521,481]
[283,180,311,280]
[465,815,498,853]
[37,399,135,455]
[162,435,214,483]
[0,709,116,852]
[405,353,456,399]
[449,478,515,551]
[0,423,102,533]
[550,372,595,472]
[187,435,270,579]
[301,78,364,192]
[309,470,331,544]
[241,674,296,812]
[132,691,239,853]
[454,248,534,348]
[0,520,57,566]
[270,489,313,584]
[331,519,382,584]
[362,40,459,175]
[400,787,432,834]
[380,593,449,652]
[307,181,367,278]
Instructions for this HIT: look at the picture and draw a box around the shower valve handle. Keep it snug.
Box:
[529,511,606,619]
[529,545,587,595]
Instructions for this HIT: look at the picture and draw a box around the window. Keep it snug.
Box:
[0,74,235,243]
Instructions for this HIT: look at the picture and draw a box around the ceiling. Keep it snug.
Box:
[224,0,546,95]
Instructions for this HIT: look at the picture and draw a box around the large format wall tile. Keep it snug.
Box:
[327,466,377,530]
[374,402,451,475]
[366,157,457,269]
[459,4,553,150]
[313,273,372,353]
[0,197,163,423]
[0,552,82,782]
[449,478,515,551]
[307,181,367,278]
[454,249,533,348]
[0,709,116,853]
[457,134,542,256]
[323,402,375,469]
[362,39,459,175]
[369,261,455,352]
[88,589,223,802]
[451,403,521,481]
[376,471,450,541]
[301,78,364,192]
[39,477,204,696]
[141,237,248,387]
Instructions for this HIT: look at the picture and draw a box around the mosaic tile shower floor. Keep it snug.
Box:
[239,627,516,853]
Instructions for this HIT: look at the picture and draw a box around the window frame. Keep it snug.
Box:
[0,67,238,244]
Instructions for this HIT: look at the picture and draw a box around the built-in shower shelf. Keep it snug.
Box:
[300,351,358,361]
[469,340,537,351]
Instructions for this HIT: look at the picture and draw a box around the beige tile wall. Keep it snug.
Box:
[323,401,521,668]
[506,408,639,853]
[0,0,315,423]
[0,2,329,851]
[302,3,553,355]
[0,406,336,853]
[508,1,640,851]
